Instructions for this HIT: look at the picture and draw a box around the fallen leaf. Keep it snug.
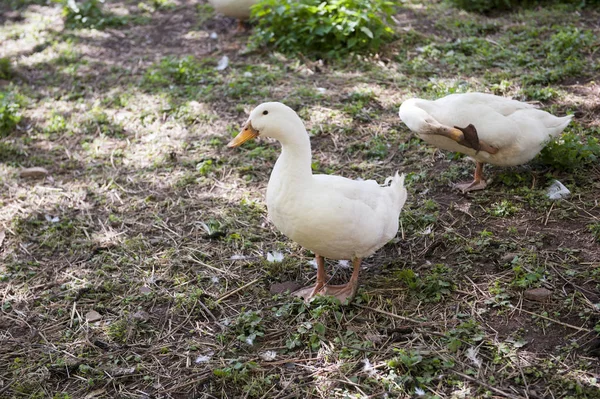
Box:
[20,167,49,179]
[501,253,519,263]
[364,333,385,344]
[132,310,150,322]
[524,287,552,302]
[139,286,151,294]
[85,310,102,322]
[0,230,5,248]
[454,201,472,215]
[270,281,301,295]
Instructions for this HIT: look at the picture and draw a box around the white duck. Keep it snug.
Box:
[399,92,573,192]
[228,102,408,303]
[207,0,257,30]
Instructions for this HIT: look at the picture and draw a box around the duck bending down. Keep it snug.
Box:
[228,102,408,303]
[399,93,573,192]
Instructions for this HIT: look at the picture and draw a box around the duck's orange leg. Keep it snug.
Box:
[293,255,327,301]
[321,258,361,304]
[454,161,488,192]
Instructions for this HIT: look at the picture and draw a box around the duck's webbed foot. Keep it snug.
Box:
[321,282,358,304]
[234,19,247,34]
[454,161,487,192]
[293,257,361,304]
[454,179,487,192]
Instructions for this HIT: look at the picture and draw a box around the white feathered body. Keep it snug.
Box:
[399,93,572,166]
[267,163,407,260]
[207,0,256,19]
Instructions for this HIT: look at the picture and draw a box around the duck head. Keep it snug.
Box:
[227,102,304,147]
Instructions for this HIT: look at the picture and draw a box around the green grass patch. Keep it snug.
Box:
[538,125,600,171]
[0,90,22,136]
[58,0,130,29]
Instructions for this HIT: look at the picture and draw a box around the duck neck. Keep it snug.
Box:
[272,128,313,184]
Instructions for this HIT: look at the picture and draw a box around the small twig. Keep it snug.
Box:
[216,278,262,303]
[0,380,15,396]
[164,371,212,393]
[544,202,555,226]
[197,299,218,322]
[188,256,241,278]
[354,304,423,324]
[262,357,320,366]
[451,369,523,399]
[511,306,592,332]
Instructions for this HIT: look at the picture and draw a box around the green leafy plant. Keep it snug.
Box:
[275,296,340,351]
[538,126,600,170]
[487,199,520,217]
[0,58,13,80]
[386,348,454,391]
[58,0,127,29]
[395,265,454,302]
[588,223,600,242]
[232,310,264,345]
[0,91,22,136]
[250,0,395,58]
[445,319,485,351]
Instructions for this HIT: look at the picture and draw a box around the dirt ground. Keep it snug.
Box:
[0,0,599,398]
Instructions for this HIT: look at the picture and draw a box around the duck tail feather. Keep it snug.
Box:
[388,172,408,212]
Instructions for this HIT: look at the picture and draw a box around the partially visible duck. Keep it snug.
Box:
[399,92,573,191]
[207,0,257,31]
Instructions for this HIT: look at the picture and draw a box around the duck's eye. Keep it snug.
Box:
[263,110,268,115]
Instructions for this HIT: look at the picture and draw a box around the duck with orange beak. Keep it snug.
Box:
[228,102,408,303]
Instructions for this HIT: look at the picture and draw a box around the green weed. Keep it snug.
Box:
[487,199,520,217]
[521,86,558,101]
[45,113,68,134]
[0,91,22,136]
[276,296,341,350]
[445,319,485,351]
[250,0,396,58]
[386,348,453,392]
[538,125,600,170]
[395,265,454,303]
[510,255,546,289]
[143,56,220,96]
[58,0,128,29]
[0,57,13,80]
[588,223,600,242]
[232,310,264,345]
